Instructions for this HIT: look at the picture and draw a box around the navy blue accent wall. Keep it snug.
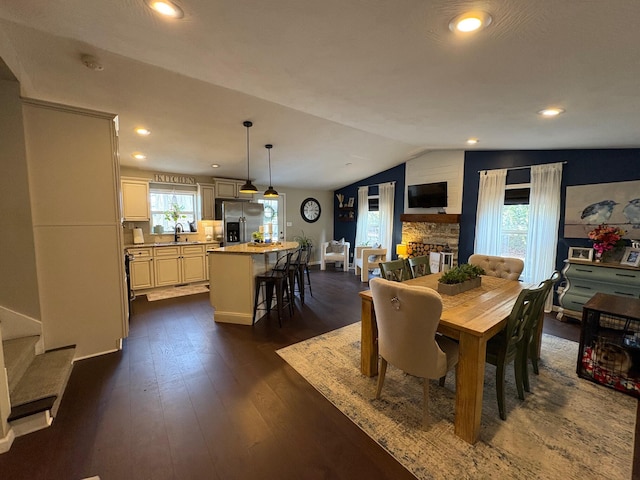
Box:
[460,149,640,273]
[334,163,406,264]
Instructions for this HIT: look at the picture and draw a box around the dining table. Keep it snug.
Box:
[359,273,526,444]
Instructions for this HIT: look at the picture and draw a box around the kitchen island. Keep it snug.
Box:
[208,241,299,325]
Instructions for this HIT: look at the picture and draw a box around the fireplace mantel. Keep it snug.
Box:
[400,214,461,224]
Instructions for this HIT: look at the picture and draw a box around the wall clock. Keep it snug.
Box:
[300,197,321,223]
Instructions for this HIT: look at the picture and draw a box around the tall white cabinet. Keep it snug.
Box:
[22,99,127,358]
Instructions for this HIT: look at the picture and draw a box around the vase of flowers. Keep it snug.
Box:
[588,224,626,262]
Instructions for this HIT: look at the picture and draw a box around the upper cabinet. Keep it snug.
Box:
[214,178,254,199]
[121,178,150,221]
[200,183,215,220]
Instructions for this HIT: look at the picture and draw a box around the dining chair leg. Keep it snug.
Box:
[514,351,526,400]
[496,363,507,421]
[522,348,532,393]
[375,357,388,399]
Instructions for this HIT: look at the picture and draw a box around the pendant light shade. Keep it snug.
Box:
[263,144,279,198]
[239,120,258,194]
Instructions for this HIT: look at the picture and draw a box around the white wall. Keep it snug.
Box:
[404,150,465,214]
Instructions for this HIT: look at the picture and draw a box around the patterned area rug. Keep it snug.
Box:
[145,285,209,301]
[277,323,635,480]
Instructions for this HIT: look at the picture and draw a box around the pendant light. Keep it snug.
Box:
[239,120,258,194]
[263,144,279,198]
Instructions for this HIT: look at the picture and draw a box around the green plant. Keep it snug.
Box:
[438,263,485,284]
[293,230,313,248]
[164,202,187,224]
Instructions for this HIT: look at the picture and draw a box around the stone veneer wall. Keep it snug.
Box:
[401,221,460,264]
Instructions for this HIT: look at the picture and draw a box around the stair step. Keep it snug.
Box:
[9,345,75,421]
[3,336,39,394]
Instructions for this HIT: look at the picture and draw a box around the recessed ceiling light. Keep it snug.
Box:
[466,138,479,145]
[132,152,147,160]
[538,108,565,117]
[135,127,151,136]
[211,164,220,168]
[144,0,184,19]
[449,11,492,33]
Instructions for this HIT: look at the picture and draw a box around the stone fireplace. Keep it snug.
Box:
[400,214,461,264]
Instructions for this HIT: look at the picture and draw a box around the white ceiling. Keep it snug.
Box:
[1,1,639,190]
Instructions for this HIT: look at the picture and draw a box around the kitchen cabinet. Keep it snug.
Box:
[558,259,640,320]
[121,178,150,221]
[214,178,254,199]
[200,183,215,220]
[128,247,154,290]
[154,244,207,286]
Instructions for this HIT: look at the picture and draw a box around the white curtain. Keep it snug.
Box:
[378,182,395,262]
[474,169,507,256]
[354,186,369,247]
[525,162,563,310]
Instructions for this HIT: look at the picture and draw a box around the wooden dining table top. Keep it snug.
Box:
[359,273,527,340]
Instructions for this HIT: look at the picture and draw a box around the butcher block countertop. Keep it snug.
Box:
[208,241,299,254]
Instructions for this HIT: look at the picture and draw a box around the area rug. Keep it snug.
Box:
[277,323,635,480]
[145,284,209,301]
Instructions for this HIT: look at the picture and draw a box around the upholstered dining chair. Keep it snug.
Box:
[468,254,524,281]
[408,255,431,278]
[485,283,547,420]
[521,270,562,392]
[379,259,412,282]
[370,278,459,427]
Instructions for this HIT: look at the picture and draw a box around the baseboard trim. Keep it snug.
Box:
[9,410,52,437]
[0,427,15,454]
[73,345,121,362]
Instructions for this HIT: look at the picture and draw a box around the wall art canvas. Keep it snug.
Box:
[564,180,640,238]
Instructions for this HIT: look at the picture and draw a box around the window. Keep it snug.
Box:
[366,196,380,245]
[501,186,530,260]
[150,185,197,232]
[257,196,283,242]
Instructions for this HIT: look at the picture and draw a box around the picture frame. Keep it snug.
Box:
[347,197,355,208]
[568,247,594,261]
[620,247,640,267]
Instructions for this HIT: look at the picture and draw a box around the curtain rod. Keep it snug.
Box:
[357,180,396,188]
[477,161,566,174]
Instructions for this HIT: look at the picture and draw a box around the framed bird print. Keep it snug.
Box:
[564,179,640,238]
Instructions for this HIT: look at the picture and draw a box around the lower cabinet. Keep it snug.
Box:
[154,244,206,286]
[129,247,154,290]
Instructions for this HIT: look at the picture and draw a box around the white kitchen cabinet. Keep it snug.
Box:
[121,178,150,221]
[154,244,207,286]
[200,183,215,220]
[214,178,254,199]
[128,248,154,290]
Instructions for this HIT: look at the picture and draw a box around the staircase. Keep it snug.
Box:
[3,335,75,436]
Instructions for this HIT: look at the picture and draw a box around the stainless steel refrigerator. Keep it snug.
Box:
[223,201,264,245]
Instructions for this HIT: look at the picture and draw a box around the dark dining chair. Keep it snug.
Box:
[521,270,562,392]
[485,283,547,420]
[379,259,412,282]
[253,250,294,327]
[408,255,431,278]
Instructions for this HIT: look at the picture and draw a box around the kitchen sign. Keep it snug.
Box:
[153,173,196,185]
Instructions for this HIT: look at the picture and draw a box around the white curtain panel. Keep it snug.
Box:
[525,162,563,310]
[355,186,369,247]
[474,169,507,256]
[378,182,395,262]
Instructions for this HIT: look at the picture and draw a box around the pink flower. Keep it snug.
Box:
[588,224,625,254]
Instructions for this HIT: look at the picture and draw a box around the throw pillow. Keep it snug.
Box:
[329,238,345,253]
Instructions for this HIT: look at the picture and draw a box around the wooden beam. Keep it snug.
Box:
[400,214,461,223]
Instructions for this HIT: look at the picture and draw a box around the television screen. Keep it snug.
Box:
[407,182,448,208]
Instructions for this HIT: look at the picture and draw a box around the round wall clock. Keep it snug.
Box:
[300,197,321,223]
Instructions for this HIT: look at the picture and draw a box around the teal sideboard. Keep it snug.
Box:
[558,259,640,320]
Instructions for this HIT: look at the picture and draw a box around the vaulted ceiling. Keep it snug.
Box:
[1,1,639,190]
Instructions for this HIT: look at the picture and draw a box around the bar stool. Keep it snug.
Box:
[253,251,294,326]
[297,246,313,304]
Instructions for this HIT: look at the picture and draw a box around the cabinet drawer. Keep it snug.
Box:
[128,248,153,258]
[154,246,180,257]
[567,263,640,286]
[182,245,206,255]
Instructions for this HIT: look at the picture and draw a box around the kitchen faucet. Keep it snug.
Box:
[174,223,184,243]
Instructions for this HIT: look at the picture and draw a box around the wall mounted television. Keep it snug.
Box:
[407,181,448,208]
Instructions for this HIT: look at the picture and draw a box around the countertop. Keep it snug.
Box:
[208,241,299,255]
[125,241,220,249]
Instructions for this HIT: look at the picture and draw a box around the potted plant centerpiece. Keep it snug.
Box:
[437,263,485,296]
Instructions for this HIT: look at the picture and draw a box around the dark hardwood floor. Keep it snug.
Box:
[0,268,633,479]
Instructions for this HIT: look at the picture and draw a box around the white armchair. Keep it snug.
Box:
[354,246,388,283]
[320,241,350,272]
